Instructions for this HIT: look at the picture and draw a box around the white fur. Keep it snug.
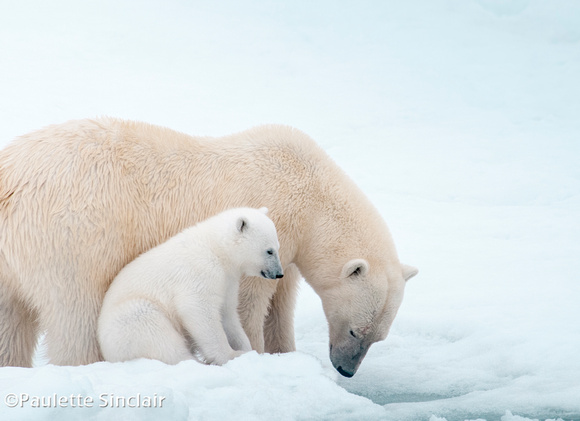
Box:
[0,118,416,374]
[98,207,282,365]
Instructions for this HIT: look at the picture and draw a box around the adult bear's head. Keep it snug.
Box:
[327,259,417,377]
[294,187,418,378]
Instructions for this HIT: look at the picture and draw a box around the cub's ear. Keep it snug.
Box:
[237,217,248,233]
[341,259,369,279]
[258,207,269,215]
[401,264,418,281]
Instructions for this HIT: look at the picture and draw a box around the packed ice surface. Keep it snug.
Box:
[0,0,579,420]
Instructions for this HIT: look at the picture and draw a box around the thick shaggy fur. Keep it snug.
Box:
[0,118,416,374]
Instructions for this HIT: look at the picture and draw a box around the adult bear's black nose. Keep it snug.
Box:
[275,272,284,279]
[336,366,354,378]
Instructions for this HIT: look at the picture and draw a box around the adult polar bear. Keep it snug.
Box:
[0,118,417,377]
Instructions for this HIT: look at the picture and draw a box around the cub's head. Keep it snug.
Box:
[232,207,283,280]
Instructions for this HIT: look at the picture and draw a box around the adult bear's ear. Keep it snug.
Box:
[237,217,248,233]
[401,264,418,281]
[341,259,369,279]
[258,207,268,215]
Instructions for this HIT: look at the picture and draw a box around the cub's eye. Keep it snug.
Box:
[267,249,274,255]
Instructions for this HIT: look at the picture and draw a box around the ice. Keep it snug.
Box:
[1,0,579,420]
[0,353,388,421]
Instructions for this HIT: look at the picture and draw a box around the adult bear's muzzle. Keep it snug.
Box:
[329,341,371,378]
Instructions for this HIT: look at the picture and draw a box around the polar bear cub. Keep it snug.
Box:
[98,207,283,365]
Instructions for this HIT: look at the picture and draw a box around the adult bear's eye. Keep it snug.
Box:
[267,249,274,255]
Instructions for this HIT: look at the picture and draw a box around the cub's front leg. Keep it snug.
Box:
[178,297,242,365]
[222,285,252,352]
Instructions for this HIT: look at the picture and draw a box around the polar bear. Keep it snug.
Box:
[0,118,417,376]
[98,207,283,365]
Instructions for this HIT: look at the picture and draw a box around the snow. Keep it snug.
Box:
[0,0,579,420]
[0,353,388,421]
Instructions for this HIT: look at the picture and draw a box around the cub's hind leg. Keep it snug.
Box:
[99,298,193,364]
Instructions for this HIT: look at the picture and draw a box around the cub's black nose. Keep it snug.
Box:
[275,272,284,279]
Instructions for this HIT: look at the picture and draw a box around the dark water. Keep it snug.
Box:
[338,379,579,421]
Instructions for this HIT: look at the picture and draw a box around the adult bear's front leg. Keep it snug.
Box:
[263,263,300,353]
[238,275,278,353]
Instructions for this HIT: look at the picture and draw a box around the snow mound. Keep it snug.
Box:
[0,352,388,421]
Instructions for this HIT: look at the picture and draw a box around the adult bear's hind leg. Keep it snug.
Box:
[44,285,104,366]
[0,283,39,367]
